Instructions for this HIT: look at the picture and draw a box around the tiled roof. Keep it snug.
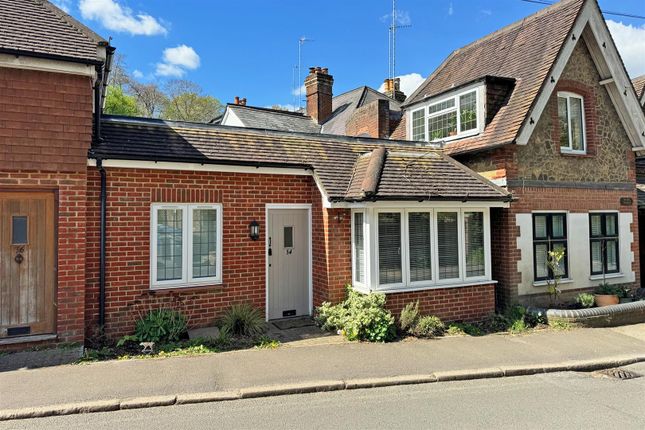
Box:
[0,0,105,63]
[225,105,321,134]
[404,0,584,154]
[94,116,510,203]
[633,75,645,102]
[321,86,402,135]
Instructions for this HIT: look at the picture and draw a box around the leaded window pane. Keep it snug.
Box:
[408,212,432,283]
[157,208,183,281]
[428,98,455,114]
[459,91,477,132]
[412,109,425,141]
[192,208,217,279]
[428,110,457,140]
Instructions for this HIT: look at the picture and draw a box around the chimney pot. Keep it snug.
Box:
[240,98,247,106]
[322,67,328,74]
[234,96,240,105]
[309,67,316,74]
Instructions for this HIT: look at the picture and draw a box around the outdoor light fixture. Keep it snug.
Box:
[249,220,260,241]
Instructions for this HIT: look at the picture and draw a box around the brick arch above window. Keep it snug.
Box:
[551,79,598,157]
[152,188,222,203]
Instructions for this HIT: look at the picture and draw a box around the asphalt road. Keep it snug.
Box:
[4,363,645,430]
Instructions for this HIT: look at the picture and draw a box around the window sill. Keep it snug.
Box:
[560,149,588,157]
[150,281,224,294]
[589,273,623,281]
[532,278,574,287]
[373,279,496,294]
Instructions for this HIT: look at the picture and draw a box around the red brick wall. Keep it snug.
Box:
[346,99,390,139]
[0,172,88,344]
[0,68,93,171]
[389,114,406,140]
[85,168,330,338]
[384,284,496,322]
[0,68,92,346]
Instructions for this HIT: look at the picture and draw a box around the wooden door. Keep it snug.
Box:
[267,209,310,320]
[0,192,55,338]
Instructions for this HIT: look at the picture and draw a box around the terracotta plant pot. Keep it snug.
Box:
[595,294,619,307]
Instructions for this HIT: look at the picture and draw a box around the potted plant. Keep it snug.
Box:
[619,286,633,304]
[594,283,620,307]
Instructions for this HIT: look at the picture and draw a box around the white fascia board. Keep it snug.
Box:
[328,200,510,209]
[516,1,645,149]
[87,158,313,176]
[0,53,97,78]
[220,108,244,127]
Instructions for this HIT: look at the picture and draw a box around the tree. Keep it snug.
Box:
[104,86,141,116]
[160,80,223,122]
[128,81,167,118]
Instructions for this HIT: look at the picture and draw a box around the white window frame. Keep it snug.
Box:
[351,211,368,289]
[150,203,223,290]
[353,207,491,293]
[407,83,485,143]
[557,91,586,154]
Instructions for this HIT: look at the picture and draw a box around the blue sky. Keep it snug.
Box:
[55,1,645,109]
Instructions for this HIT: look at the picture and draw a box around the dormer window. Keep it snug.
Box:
[408,85,483,143]
[558,91,586,153]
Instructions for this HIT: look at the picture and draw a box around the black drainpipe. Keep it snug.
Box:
[97,158,107,327]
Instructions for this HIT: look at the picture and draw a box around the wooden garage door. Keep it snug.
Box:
[0,192,55,338]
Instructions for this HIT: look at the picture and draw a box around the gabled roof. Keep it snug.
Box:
[94,116,510,203]
[321,86,402,135]
[222,104,321,134]
[219,86,401,136]
[404,0,584,153]
[0,0,106,64]
[633,75,645,105]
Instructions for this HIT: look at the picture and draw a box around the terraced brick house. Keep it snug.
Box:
[1,0,512,349]
[400,0,645,306]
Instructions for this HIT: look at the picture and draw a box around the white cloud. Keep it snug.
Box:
[155,45,201,78]
[380,9,411,26]
[132,69,144,79]
[448,2,454,16]
[51,0,72,13]
[291,84,306,97]
[162,45,200,70]
[155,63,185,78]
[378,73,426,97]
[79,0,167,36]
[607,20,645,78]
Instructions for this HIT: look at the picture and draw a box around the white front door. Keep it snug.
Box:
[267,208,310,320]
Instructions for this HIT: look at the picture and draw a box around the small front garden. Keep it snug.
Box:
[81,304,280,362]
[314,285,558,343]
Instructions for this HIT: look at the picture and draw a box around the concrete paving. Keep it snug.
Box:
[1,324,644,414]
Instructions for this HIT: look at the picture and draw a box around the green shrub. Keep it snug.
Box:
[594,283,620,295]
[412,316,445,338]
[134,309,188,343]
[399,301,420,334]
[220,304,266,337]
[315,286,396,342]
[576,293,595,308]
[447,322,483,336]
[509,319,528,334]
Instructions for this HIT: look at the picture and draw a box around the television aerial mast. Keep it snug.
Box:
[388,0,410,81]
[297,36,314,110]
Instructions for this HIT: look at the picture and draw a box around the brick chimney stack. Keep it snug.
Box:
[305,66,334,124]
[383,78,406,102]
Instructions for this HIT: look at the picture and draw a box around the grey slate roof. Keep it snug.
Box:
[94,116,510,203]
[221,86,401,136]
[321,86,402,135]
[225,105,321,134]
[0,0,106,64]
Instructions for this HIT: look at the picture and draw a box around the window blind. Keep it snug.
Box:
[464,212,485,277]
[378,212,402,284]
[408,212,432,282]
[437,212,459,279]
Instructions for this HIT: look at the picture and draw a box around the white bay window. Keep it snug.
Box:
[352,207,491,292]
[151,203,223,289]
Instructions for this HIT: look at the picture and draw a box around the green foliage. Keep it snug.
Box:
[104,86,141,116]
[116,334,138,347]
[255,336,281,349]
[134,309,188,343]
[546,248,565,305]
[399,301,420,334]
[447,322,483,336]
[220,304,266,337]
[576,293,596,308]
[594,282,620,296]
[315,286,396,342]
[412,316,445,338]
[160,80,223,122]
[509,319,528,334]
